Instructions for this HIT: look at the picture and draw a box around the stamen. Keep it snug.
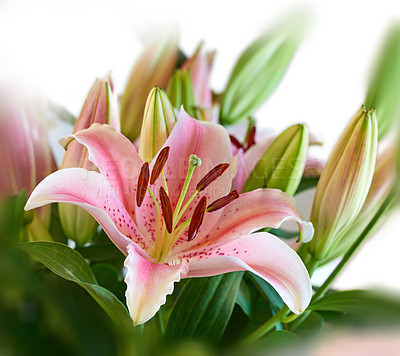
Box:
[229,135,243,149]
[136,162,149,207]
[207,190,239,212]
[150,146,170,184]
[172,154,202,224]
[196,163,229,192]
[188,196,207,241]
[159,186,173,233]
[246,126,256,150]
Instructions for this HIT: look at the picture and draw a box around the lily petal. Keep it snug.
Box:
[172,188,313,255]
[146,109,233,247]
[73,124,143,220]
[177,232,311,314]
[24,168,151,253]
[125,243,188,325]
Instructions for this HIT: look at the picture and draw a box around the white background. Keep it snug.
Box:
[0,0,399,292]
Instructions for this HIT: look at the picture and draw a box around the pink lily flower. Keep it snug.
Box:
[25,110,313,325]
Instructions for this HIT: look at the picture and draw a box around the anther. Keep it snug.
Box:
[150,146,170,184]
[196,163,229,192]
[207,190,239,212]
[136,162,149,207]
[188,196,207,241]
[159,186,173,233]
[229,135,243,149]
[245,126,256,150]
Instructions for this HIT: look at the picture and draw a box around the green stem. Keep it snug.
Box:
[156,310,165,336]
[241,306,289,345]
[291,191,395,331]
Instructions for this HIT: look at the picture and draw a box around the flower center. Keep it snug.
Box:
[135,146,239,263]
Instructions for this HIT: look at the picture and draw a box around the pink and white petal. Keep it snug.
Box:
[148,109,233,250]
[24,168,151,253]
[174,188,313,254]
[124,243,188,325]
[73,124,143,219]
[175,232,311,314]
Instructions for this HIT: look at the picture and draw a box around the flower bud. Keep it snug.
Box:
[59,76,118,245]
[365,25,400,139]
[138,87,176,162]
[181,44,214,108]
[307,107,378,261]
[166,69,196,117]
[0,89,57,236]
[120,27,178,141]
[325,147,396,263]
[242,124,309,196]
[220,13,305,125]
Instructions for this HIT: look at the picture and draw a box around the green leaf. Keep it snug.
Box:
[18,241,133,330]
[243,124,308,195]
[165,272,243,343]
[236,278,253,317]
[309,290,400,324]
[91,263,119,292]
[248,274,284,313]
[365,25,400,139]
[220,14,305,125]
[261,329,299,345]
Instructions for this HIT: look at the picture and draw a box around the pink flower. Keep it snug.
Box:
[25,110,313,325]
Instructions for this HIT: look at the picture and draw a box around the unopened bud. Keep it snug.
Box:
[307,106,378,261]
[167,69,196,117]
[59,76,118,245]
[120,27,178,141]
[243,124,308,195]
[138,88,176,162]
[181,44,214,108]
[220,13,305,125]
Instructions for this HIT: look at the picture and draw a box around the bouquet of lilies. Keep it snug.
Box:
[1,13,400,355]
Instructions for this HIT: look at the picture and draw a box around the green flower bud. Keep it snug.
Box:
[243,124,309,196]
[220,14,305,125]
[120,27,178,141]
[138,87,177,162]
[167,69,196,117]
[307,107,378,262]
[325,147,396,263]
[365,25,400,140]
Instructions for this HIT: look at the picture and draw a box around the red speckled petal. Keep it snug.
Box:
[124,243,188,325]
[74,124,142,221]
[174,232,311,314]
[170,188,313,256]
[25,168,151,253]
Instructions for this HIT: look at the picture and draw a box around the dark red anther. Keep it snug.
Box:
[136,162,149,207]
[207,190,239,212]
[159,186,173,234]
[150,146,170,184]
[229,135,243,149]
[245,126,256,151]
[188,196,207,241]
[196,163,229,192]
